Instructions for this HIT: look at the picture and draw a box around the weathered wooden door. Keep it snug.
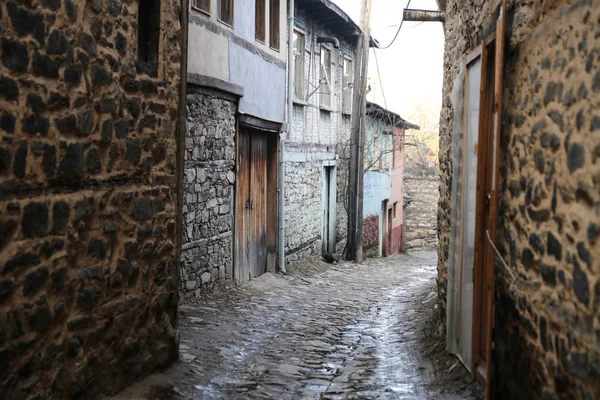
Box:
[236,129,268,283]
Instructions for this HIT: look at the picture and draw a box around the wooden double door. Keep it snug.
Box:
[235,127,277,283]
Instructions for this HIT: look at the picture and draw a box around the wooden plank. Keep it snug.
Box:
[236,130,251,283]
[250,133,268,278]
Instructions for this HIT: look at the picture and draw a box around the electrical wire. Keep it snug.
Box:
[376,0,412,50]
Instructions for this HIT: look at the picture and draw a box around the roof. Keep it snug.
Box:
[366,101,420,130]
[296,0,379,47]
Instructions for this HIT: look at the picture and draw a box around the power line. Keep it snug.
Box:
[376,0,412,50]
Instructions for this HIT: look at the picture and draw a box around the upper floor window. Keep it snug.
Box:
[293,30,305,99]
[137,0,160,77]
[269,0,280,50]
[192,0,210,13]
[342,57,353,113]
[255,0,266,42]
[320,46,332,107]
[219,0,233,26]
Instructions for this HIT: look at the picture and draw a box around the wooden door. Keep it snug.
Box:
[322,166,336,254]
[236,129,268,283]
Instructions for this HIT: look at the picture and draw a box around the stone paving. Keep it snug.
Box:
[108,250,482,399]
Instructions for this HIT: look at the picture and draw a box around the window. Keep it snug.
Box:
[320,47,332,107]
[393,202,398,218]
[293,30,305,99]
[137,0,160,77]
[255,0,265,42]
[269,0,280,50]
[218,0,233,26]
[192,0,210,13]
[343,58,353,113]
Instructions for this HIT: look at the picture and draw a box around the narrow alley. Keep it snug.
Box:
[110,251,482,400]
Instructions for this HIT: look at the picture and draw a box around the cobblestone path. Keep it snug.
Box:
[109,250,482,399]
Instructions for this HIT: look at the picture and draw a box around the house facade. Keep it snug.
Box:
[182,0,287,294]
[363,102,417,257]
[0,0,184,397]
[439,0,600,398]
[283,1,361,263]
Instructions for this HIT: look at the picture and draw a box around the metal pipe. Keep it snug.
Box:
[403,9,445,22]
[279,0,295,274]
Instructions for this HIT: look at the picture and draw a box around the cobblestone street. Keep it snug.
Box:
[109,251,482,399]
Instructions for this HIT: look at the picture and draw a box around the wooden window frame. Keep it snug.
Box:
[293,29,305,100]
[269,0,280,50]
[255,0,265,43]
[218,0,234,27]
[320,46,332,108]
[342,56,353,114]
[192,0,210,15]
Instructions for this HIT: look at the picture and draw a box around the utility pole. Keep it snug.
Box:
[346,0,372,262]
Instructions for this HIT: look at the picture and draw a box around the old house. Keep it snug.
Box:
[182,0,287,292]
[0,0,184,397]
[283,1,361,263]
[363,101,418,256]
[438,0,600,398]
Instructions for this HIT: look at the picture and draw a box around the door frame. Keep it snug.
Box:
[322,163,337,255]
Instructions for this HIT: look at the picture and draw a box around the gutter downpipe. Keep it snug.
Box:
[279,0,294,274]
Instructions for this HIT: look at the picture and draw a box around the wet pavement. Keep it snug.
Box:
[108,250,483,399]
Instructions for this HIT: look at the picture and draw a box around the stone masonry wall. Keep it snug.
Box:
[181,90,235,296]
[440,0,599,398]
[405,176,438,249]
[0,0,182,398]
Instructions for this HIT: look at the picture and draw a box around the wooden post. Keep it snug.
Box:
[347,0,372,262]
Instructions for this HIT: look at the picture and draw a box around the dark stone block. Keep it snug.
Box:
[121,77,141,93]
[115,32,127,56]
[593,70,600,93]
[87,238,106,258]
[78,33,97,55]
[0,219,17,248]
[77,109,94,135]
[47,30,69,55]
[26,94,45,111]
[578,83,588,100]
[47,92,70,110]
[572,258,590,305]
[58,143,84,176]
[1,38,29,73]
[22,202,48,238]
[0,280,14,302]
[543,81,556,106]
[140,79,158,94]
[22,114,50,136]
[13,143,27,178]
[42,0,61,10]
[126,139,141,165]
[533,150,545,173]
[108,143,119,170]
[547,109,563,130]
[29,305,51,333]
[131,198,154,221]
[95,98,117,114]
[65,0,77,21]
[90,0,103,12]
[139,115,156,130]
[23,268,49,296]
[117,259,138,284]
[40,238,64,258]
[590,116,600,132]
[576,242,591,269]
[77,267,104,281]
[64,64,83,86]
[521,248,534,270]
[527,207,549,222]
[43,144,56,175]
[547,232,562,261]
[576,109,584,131]
[568,352,591,381]
[85,147,101,173]
[0,77,19,101]
[125,97,141,118]
[540,264,556,286]
[74,198,94,220]
[91,63,112,89]
[531,119,545,135]
[539,317,548,350]
[6,2,45,44]
[77,287,100,311]
[508,180,521,197]
[562,89,575,107]
[101,119,113,142]
[108,0,121,16]
[588,223,598,245]
[32,52,59,79]
[67,317,91,331]
[56,115,77,134]
[51,267,68,289]
[114,120,131,138]
[0,147,10,175]
[529,233,545,255]
[567,143,585,173]
[4,252,40,273]
[541,57,551,70]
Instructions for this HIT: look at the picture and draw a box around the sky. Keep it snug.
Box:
[332,0,445,123]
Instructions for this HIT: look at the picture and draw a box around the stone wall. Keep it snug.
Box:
[405,176,438,249]
[439,0,600,398]
[0,0,182,397]
[181,90,236,295]
[362,215,379,254]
